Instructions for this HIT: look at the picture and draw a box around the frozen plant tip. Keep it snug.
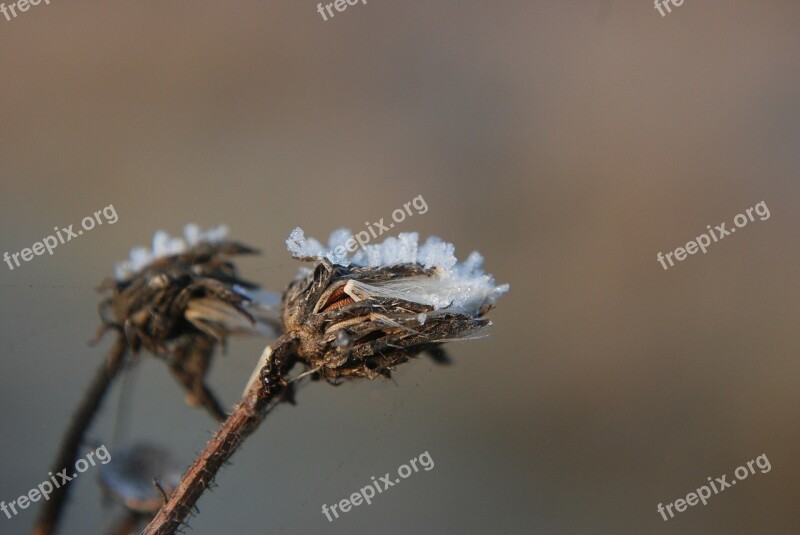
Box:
[98,224,281,420]
[113,224,231,281]
[283,228,509,380]
[285,227,509,315]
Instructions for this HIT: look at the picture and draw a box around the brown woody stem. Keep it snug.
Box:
[33,335,128,535]
[141,336,296,535]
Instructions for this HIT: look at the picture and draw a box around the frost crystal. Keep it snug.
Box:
[285,228,325,260]
[286,227,509,315]
[114,224,230,280]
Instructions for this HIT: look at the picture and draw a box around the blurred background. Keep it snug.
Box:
[1,1,799,533]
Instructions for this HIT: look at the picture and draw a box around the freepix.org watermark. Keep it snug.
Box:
[316,194,428,260]
[316,0,367,22]
[1,445,111,520]
[657,453,771,521]
[0,0,52,23]
[654,0,686,17]
[656,201,770,270]
[321,451,434,522]
[3,204,118,271]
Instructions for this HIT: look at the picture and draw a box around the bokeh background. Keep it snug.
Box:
[1,1,799,533]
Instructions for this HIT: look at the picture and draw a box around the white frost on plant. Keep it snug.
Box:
[285,227,326,260]
[114,224,230,280]
[286,227,509,315]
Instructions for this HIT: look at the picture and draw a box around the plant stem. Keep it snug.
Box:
[141,336,296,535]
[33,335,128,535]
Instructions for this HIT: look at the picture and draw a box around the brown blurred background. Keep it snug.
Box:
[1,1,799,533]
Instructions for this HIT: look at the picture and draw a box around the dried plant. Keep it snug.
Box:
[142,228,508,534]
[35,225,508,535]
[96,228,280,420]
[34,225,278,535]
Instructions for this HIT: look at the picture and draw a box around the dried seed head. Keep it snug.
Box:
[98,225,281,419]
[101,225,279,353]
[282,228,509,380]
[99,443,183,514]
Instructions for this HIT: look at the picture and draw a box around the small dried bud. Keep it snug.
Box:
[281,229,508,380]
[99,443,183,514]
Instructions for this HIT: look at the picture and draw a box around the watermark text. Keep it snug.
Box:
[1,445,111,521]
[1,0,52,23]
[322,451,434,522]
[656,201,770,270]
[657,453,771,521]
[3,204,118,271]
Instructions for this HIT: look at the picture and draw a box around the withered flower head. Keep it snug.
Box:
[99,224,280,420]
[281,228,509,380]
[99,443,183,514]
